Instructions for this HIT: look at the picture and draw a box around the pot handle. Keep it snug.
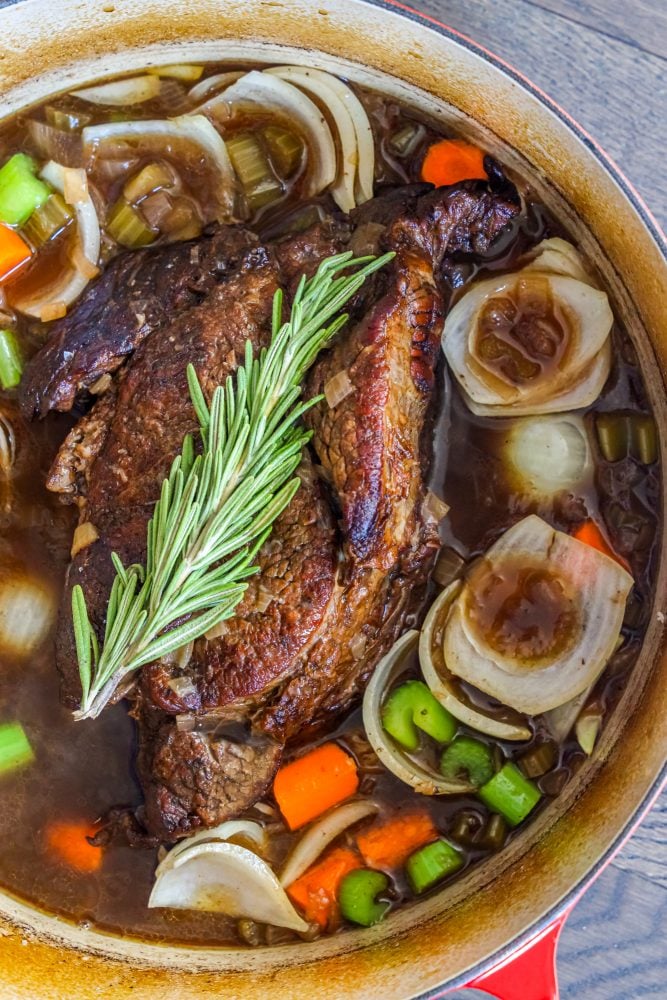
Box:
[464,910,570,1000]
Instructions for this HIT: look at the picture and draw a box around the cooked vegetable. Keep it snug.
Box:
[476,813,508,852]
[45,106,90,131]
[0,569,57,658]
[82,115,236,223]
[572,519,627,569]
[432,546,465,588]
[165,819,266,866]
[405,838,463,894]
[356,811,438,870]
[274,743,359,830]
[286,846,359,929]
[0,225,32,284]
[71,251,393,720]
[0,409,16,479]
[575,707,603,755]
[439,736,494,789]
[419,581,532,741]
[280,800,379,888]
[73,75,161,105]
[149,837,308,930]
[479,763,541,826]
[421,139,487,187]
[0,722,34,775]
[226,132,282,211]
[149,64,204,82]
[218,71,337,201]
[46,820,102,872]
[12,161,101,318]
[106,199,157,248]
[363,631,474,795]
[122,161,175,203]
[263,125,304,178]
[517,741,557,779]
[382,680,456,751]
[389,122,426,158]
[22,193,74,248]
[595,412,658,465]
[338,869,390,927]
[442,239,613,416]
[443,515,633,715]
[502,415,592,500]
[0,154,50,227]
[189,70,245,106]
[0,329,23,390]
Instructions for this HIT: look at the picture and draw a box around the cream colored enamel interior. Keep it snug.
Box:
[0,1,665,997]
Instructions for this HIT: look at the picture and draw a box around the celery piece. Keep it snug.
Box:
[0,154,50,226]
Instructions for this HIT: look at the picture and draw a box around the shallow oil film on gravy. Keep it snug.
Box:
[0,61,658,945]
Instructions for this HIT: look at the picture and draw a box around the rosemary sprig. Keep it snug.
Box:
[71,250,393,720]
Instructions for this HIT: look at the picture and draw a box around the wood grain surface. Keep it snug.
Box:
[0,0,665,996]
[407,10,667,998]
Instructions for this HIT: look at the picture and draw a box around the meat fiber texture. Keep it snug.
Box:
[29,180,520,841]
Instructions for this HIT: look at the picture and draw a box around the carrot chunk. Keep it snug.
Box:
[46,820,103,873]
[356,811,439,870]
[287,846,360,929]
[0,224,31,283]
[421,139,488,188]
[273,742,359,830]
[572,519,629,570]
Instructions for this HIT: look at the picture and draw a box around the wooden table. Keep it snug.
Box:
[1,0,665,995]
[405,6,667,996]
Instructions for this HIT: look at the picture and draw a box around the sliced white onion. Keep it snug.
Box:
[280,800,379,888]
[419,581,531,741]
[502,414,592,499]
[13,161,101,319]
[362,630,474,795]
[544,686,593,743]
[443,239,613,417]
[73,75,161,106]
[83,115,236,222]
[576,709,602,755]
[148,64,204,82]
[149,840,308,930]
[444,515,633,715]
[215,71,336,198]
[158,819,267,872]
[0,569,57,659]
[0,412,16,477]
[189,70,245,106]
[266,67,358,212]
[324,370,354,408]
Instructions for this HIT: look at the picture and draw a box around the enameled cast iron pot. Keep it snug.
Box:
[0,1,665,996]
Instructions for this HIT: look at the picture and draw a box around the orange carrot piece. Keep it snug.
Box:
[287,846,360,929]
[273,742,359,830]
[46,820,103,873]
[0,224,31,283]
[572,519,629,570]
[421,139,488,188]
[356,811,439,870]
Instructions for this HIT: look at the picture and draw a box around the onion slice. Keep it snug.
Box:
[215,71,336,198]
[362,630,474,795]
[157,819,267,872]
[501,414,592,500]
[82,115,237,222]
[419,582,531,741]
[266,67,358,211]
[149,840,308,930]
[444,515,633,715]
[189,70,246,107]
[73,75,161,106]
[13,161,101,318]
[280,800,379,888]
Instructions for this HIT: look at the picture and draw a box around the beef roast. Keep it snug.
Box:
[43,181,520,840]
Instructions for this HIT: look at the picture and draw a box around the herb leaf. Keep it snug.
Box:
[72,250,393,720]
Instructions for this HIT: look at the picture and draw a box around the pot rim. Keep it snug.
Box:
[357,1,667,992]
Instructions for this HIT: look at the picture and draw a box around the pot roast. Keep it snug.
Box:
[23,180,520,841]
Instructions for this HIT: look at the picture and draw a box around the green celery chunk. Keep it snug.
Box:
[478,763,542,827]
[406,839,463,894]
[440,735,495,788]
[382,679,457,751]
[107,199,157,249]
[0,329,23,390]
[0,154,50,227]
[0,722,34,774]
[339,869,390,927]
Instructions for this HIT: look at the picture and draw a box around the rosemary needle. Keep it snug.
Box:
[71,249,393,720]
